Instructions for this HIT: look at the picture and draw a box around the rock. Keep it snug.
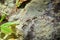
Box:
[0,0,60,40]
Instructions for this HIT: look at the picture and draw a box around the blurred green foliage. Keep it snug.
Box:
[0,21,19,34]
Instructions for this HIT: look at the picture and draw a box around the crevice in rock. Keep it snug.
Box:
[17,0,31,8]
[0,0,5,4]
[24,24,35,40]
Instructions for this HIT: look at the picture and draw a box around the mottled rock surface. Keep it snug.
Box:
[0,0,60,40]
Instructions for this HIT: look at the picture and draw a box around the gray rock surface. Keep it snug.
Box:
[0,0,60,40]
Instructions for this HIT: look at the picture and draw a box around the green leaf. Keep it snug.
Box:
[16,0,21,7]
[0,13,6,22]
[0,21,19,27]
[0,21,19,34]
[1,26,12,34]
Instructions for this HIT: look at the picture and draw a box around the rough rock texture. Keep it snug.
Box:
[15,0,60,40]
[0,0,60,40]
